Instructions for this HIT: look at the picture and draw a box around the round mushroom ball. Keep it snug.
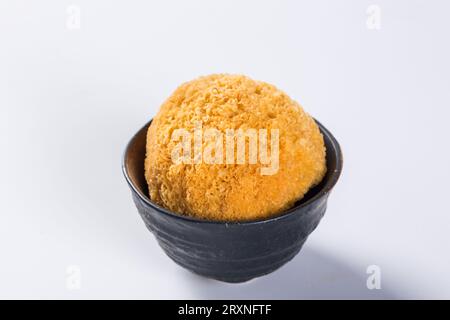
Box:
[145,74,326,221]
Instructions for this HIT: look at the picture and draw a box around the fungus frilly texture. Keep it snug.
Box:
[145,74,326,221]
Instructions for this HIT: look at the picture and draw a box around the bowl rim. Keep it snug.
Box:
[122,118,343,225]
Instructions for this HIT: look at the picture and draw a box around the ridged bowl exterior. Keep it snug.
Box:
[123,120,342,283]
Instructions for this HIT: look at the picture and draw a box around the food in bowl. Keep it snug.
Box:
[145,74,326,221]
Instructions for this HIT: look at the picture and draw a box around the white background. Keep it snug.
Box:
[1,0,449,299]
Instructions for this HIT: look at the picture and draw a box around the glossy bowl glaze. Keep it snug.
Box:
[123,119,342,283]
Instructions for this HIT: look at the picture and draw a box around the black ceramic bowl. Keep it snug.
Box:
[123,120,342,283]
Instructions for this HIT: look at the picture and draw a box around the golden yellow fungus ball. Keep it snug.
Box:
[145,74,326,221]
